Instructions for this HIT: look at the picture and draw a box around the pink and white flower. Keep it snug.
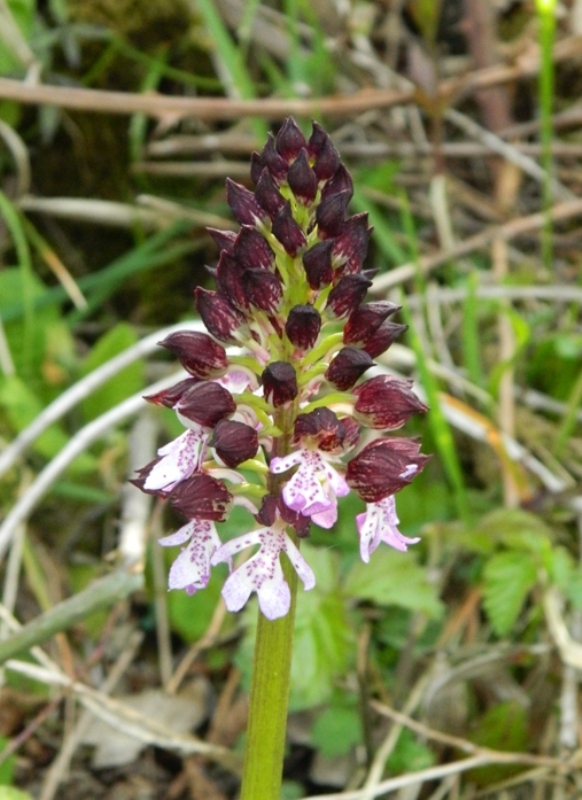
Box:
[270,448,349,528]
[211,518,315,620]
[159,518,223,594]
[356,494,420,562]
[143,427,208,492]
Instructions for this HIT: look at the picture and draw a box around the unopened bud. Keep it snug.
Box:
[262,361,298,406]
[285,304,321,350]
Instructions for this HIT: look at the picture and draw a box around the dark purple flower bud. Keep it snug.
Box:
[259,133,288,182]
[255,168,287,219]
[285,304,321,350]
[171,474,233,521]
[326,274,373,318]
[226,178,267,226]
[362,321,408,358]
[332,213,371,274]
[310,126,340,181]
[287,148,318,204]
[302,240,334,289]
[276,117,307,161]
[325,346,374,390]
[316,190,351,238]
[207,227,236,255]
[144,378,198,408]
[262,361,298,407]
[250,151,264,184]
[342,417,361,451]
[321,164,354,201]
[293,407,346,453]
[216,252,249,311]
[235,225,275,271]
[195,288,246,343]
[272,201,307,256]
[344,301,400,344]
[158,331,228,379]
[210,418,259,467]
[346,438,430,502]
[177,381,236,427]
[353,375,428,429]
[307,121,329,158]
[245,269,283,313]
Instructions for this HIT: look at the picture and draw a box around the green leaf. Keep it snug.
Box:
[467,701,528,785]
[0,375,95,473]
[0,0,35,75]
[0,735,15,785]
[344,548,444,619]
[166,564,227,643]
[79,323,143,421]
[0,788,34,799]
[474,508,554,553]
[386,729,435,775]
[311,703,361,758]
[0,267,72,388]
[482,551,537,636]
[566,565,582,611]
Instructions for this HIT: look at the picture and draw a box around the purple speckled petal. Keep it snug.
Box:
[277,449,341,523]
[356,495,420,562]
[144,428,208,491]
[167,519,222,591]
[216,524,316,618]
[283,537,316,590]
[211,527,264,565]
[158,520,196,547]
[270,450,303,473]
[311,504,338,529]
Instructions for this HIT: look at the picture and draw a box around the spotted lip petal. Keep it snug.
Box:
[270,448,349,529]
[211,523,315,620]
[143,428,208,492]
[160,519,223,594]
[356,495,420,562]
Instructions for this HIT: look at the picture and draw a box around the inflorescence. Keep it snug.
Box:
[133,118,429,620]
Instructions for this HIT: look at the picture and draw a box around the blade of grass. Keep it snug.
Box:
[397,191,470,522]
[536,0,557,271]
[195,0,266,140]
[1,220,194,323]
[0,190,35,375]
[462,271,486,390]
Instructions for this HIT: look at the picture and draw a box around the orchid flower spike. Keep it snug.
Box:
[133,118,429,620]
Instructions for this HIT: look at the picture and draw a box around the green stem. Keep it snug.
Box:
[239,402,299,800]
[239,558,298,800]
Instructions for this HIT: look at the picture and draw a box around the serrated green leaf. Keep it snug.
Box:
[475,508,553,553]
[311,704,361,758]
[546,546,574,590]
[79,323,143,421]
[482,551,537,636]
[344,548,443,619]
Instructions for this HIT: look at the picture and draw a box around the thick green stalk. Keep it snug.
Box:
[239,559,298,800]
[239,403,298,800]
